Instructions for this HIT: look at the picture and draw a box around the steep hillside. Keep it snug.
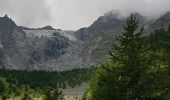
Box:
[0,15,35,69]
[0,15,72,70]
[74,11,153,67]
[23,28,76,70]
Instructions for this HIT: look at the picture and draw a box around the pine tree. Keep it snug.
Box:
[168,24,170,32]
[82,14,170,100]
[44,88,53,100]
[52,87,64,100]
[1,95,7,100]
[22,85,32,100]
[0,79,5,95]
[44,86,64,100]
[22,93,32,100]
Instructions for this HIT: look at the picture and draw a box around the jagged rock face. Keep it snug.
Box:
[75,12,124,41]
[29,33,69,61]
[25,32,70,70]
[0,47,4,67]
[75,11,149,41]
[75,13,124,66]
[150,11,170,31]
[22,29,74,70]
[0,15,35,69]
[0,15,16,51]
[74,12,126,67]
[74,11,170,68]
[0,15,69,70]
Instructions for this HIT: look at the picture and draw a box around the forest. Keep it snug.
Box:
[0,68,95,99]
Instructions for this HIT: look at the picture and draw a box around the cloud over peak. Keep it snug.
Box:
[0,0,170,30]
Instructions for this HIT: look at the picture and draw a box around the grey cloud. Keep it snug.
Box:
[0,0,170,30]
[0,0,51,28]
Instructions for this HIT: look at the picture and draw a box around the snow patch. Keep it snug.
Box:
[0,41,3,48]
[23,29,77,42]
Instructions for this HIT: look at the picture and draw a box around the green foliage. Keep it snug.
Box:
[44,87,53,100]
[82,15,170,100]
[0,79,5,95]
[22,93,32,100]
[1,95,7,100]
[44,86,64,100]
[0,68,94,99]
[0,68,94,89]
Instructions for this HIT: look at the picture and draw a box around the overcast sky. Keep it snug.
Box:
[0,0,170,30]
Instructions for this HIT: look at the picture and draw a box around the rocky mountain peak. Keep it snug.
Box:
[40,25,55,30]
[0,15,17,31]
[76,10,128,40]
[0,15,18,49]
[150,11,170,30]
[94,10,123,24]
[160,11,170,20]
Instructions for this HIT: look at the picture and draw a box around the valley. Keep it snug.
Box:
[0,10,170,100]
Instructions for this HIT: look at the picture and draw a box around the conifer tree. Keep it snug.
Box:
[0,79,5,95]
[44,86,64,100]
[52,87,64,100]
[168,24,170,32]
[1,95,7,100]
[44,88,53,100]
[22,93,32,100]
[82,14,170,100]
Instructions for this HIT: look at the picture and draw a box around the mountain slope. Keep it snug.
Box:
[74,11,170,68]
[0,15,71,70]
[0,15,35,69]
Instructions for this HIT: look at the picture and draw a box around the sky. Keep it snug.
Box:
[0,0,170,30]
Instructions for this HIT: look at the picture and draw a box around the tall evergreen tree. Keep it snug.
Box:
[52,87,64,100]
[0,79,5,95]
[168,25,170,33]
[44,88,53,100]
[44,86,64,100]
[82,14,170,100]
[22,93,32,100]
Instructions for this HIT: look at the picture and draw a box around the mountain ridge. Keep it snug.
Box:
[0,11,170,70]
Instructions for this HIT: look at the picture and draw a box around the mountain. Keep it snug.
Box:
[0,11,170,71]
[39,25,56,30]
[150,11,170,31]
[0,15,71,70]
[23,28,75,70]
[74,11,152,67]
